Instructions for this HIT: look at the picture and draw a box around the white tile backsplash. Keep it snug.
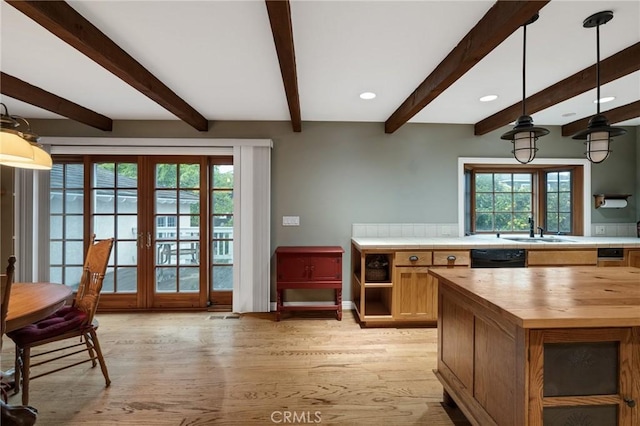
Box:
[353,223,638,238]
[352,223,459,238]
[591,223,636,238]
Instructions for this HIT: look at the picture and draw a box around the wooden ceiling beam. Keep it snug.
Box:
[265,0,302,132]
[1,72,113,131]
[561,100,640,137]
[475,42,640,135]
[7,0,208,131]
[384,0,550,134]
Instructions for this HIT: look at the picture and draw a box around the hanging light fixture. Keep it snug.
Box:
[571,11,626,164]
[0,103,34,163]
[500,14,549,164]
[0,103,52,170]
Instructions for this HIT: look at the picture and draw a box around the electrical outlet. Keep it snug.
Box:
[595,225,605,235]
[282,216,300,226]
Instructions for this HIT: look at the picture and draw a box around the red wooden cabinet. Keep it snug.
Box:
[275,246,344,321]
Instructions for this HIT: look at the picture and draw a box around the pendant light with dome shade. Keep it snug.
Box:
[571,10,626,164]
[500,14,549,164]
[0,102,52,170]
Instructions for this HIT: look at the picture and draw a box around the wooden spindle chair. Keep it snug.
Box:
[7,235,114,405]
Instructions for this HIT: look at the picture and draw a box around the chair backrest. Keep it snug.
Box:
[1,256,16,345]
[73,235,114,324]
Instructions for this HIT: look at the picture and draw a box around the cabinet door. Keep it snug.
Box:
[529,328,636,425]
[277,255,309,282]
[309,254,342,281]
[629,250,640,268]
[393,266,436,320]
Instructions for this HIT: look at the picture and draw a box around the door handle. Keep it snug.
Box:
[146,232,152,249]
[137,233,144,248]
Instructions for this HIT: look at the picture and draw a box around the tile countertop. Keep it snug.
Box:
[351,235,640,250]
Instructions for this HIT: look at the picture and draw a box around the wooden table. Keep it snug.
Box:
[428,267,640,426]
[5,283,72,333]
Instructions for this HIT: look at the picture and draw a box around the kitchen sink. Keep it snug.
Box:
[503,237,574,243]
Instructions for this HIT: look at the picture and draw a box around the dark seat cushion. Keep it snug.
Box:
[7,306,88,346]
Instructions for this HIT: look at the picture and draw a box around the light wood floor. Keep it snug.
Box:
[1,311,471,425]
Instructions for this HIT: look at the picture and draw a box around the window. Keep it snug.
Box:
[466,165,583,235]
[474,172,533,232]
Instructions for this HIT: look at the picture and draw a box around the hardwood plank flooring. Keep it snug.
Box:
[1,311,471,425]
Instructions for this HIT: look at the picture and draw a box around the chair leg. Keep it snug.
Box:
[13,347,21,394]
[88,329,110,387]
[83,334,97,368]
[20,347,31,406]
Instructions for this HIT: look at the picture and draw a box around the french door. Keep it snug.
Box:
[50,155,233,310]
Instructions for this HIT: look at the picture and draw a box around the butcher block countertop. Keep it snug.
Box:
[428,267,640,329]
[352,235,640,250]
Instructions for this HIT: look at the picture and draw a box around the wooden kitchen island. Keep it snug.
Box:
[428,267,640,426]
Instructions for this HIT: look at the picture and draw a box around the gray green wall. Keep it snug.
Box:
[27,119,640,301]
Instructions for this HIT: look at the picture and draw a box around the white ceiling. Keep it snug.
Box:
[1,0,639,129]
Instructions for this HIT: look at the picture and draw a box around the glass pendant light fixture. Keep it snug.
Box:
[500,14,549,164]
[0,103,34,163]
[571,10,626,164]
[0,103,52,170]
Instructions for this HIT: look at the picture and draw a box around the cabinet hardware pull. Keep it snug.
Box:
[624,398,636,408]
[409,255,419,261]
[447,255,456,261]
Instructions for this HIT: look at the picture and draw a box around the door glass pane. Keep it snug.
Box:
[92,162,139,294]
[50,163,84,286]
[154,162,202,294]
[211,163,234,294]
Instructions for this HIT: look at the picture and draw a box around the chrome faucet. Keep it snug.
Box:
[528,217,535,238]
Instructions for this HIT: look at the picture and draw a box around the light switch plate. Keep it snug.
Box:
[282,216,300,226]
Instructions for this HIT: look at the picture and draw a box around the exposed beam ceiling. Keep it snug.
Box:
[6,0,208,131]
[561,100,640,137]
[265,0,302,132]
[475,42,640,135]
[384,0,550,134]
[0,72,112,131]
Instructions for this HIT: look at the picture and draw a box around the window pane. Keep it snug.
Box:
[495,193,513,211]
[475,173,493,191]
[51,216,63,239]
[156,164,177,188]
[117,190,138,213]
[95,189,115,213]
[65,216,83,239]
[213,265,233,290]
[213,165,234,189]
[494,174,512,192]
[65,190,83,213]
[156,190,177,214]
[178,267,199,292]
[475,213,493,231]
[495,213,513,231]
[116,163,138,188]
[514,193,531,212]
[179,190,199,214]
[213,191,233,214]
[475,193,493,212]
[179,164,200,189]
[94,215,115,240]
[65,164,83,188]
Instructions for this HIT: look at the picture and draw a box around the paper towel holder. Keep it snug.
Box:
[594,194,631,209]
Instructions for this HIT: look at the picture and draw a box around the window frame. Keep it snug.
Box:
[458,158,591,237]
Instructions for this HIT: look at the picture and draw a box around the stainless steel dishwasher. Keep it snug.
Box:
[470,248,526,268]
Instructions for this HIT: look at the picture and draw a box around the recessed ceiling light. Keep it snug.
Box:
[479,94,498,102]
[562,112,577,117]
[594,96,615,104]
[359,92,376,100]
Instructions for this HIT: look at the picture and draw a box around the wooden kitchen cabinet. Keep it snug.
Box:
[628,250,640,268]
[394,251,435,321]
[351,244,394,325]
[275,246,344,321]
[527,249,597,266]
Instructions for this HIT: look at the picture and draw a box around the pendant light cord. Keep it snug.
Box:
[596,23,601,115]
[522,24,527,116]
